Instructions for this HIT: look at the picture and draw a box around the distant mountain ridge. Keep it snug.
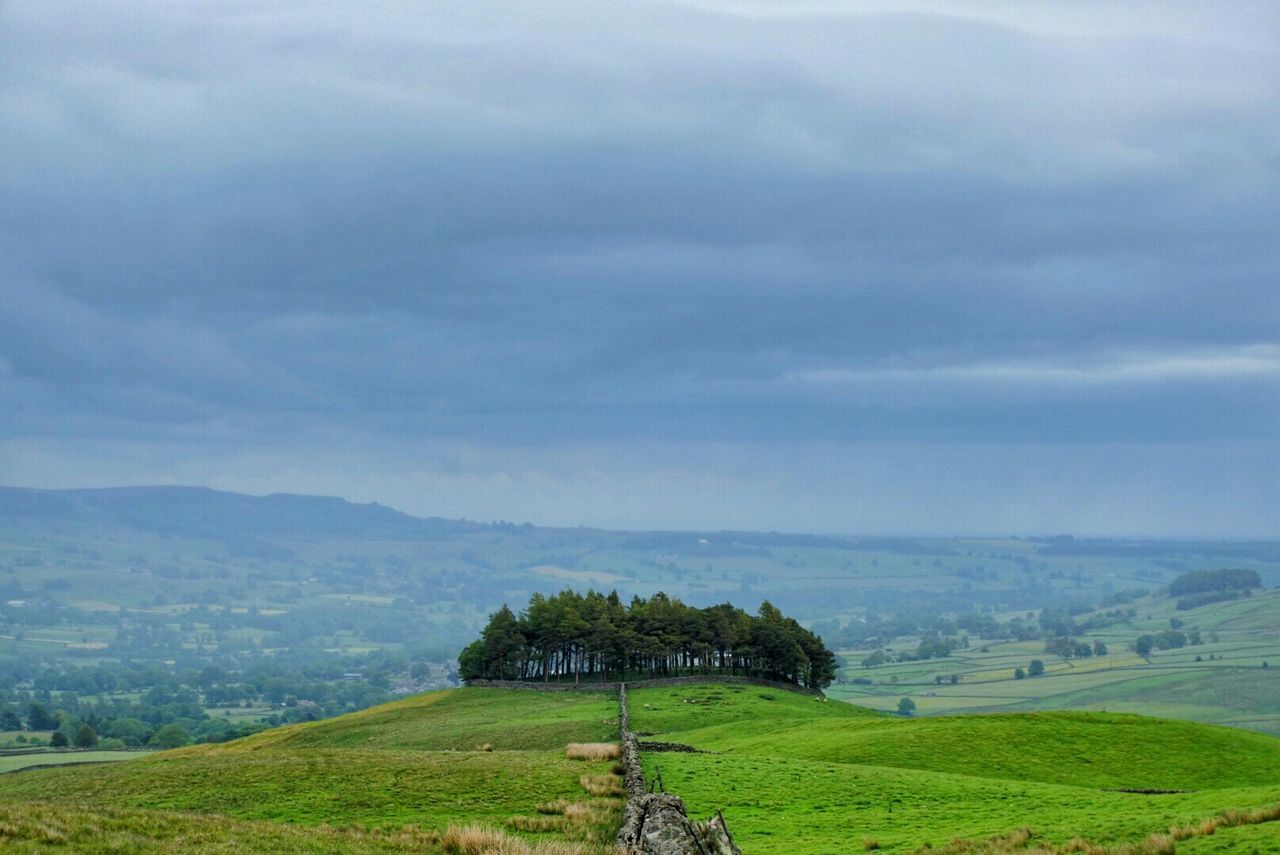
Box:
[0,485,481,542]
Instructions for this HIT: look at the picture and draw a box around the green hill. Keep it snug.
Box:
[0,688,623,853]
[2,683,1279,854]
[628,684,1280,854]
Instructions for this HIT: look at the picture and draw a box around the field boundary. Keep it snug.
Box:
[616,682,740,854]
[465,674,824,696]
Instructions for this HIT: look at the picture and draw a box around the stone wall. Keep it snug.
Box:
[465,673,824,697]
[615,683,741,855]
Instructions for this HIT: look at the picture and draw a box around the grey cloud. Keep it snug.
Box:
[1,1,1277,531]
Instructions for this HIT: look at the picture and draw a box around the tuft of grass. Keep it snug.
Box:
[864,838,882,850]
[506,814,566,833]
[564,743,621,762]
[577,773,625,798]
[439,823,608,854]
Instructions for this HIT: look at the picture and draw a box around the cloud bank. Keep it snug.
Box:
[2,1,1277,534]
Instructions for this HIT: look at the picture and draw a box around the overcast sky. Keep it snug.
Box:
[2,1,1277,535]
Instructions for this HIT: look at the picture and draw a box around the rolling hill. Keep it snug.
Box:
[1,682,1279,853]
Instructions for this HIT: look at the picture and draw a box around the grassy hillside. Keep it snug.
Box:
[630,684,1280,855]
[4,682,1280,854]
[0,688,623,853]
[830,589,1280,736]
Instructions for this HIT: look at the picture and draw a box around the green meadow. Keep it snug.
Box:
[0,749,149,774]
[2,683,1279,853]
[0,688,623,853]
[630,684,1280,854]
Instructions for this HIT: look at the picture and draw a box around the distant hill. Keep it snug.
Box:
[0,485,481,542]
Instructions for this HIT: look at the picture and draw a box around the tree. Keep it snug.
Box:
[50,730,69,748]
[1028,659,1045,677]
[897,697,916,717]
[74,723,99,748]
[1134,635,1154,657]
[1092,639,1108,656]
[149,723,191,749]
[1013,667,1026,680]
[0,708,21,731]
[27,702,57,731]
[103,718,151,747]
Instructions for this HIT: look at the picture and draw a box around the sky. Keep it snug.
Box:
[1,1,1277,536]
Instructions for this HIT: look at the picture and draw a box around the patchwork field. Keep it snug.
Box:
[830,589,1280,735]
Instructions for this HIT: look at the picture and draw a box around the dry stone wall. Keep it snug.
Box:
[615,683,741,855]
[465,674,824,696]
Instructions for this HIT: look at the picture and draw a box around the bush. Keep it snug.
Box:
[148,723,191,749]
[49,731,69,748]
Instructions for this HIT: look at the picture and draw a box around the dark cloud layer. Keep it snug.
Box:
[2,1,1277,533]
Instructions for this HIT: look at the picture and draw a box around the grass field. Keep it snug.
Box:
[0,750,149,774]
[0,688,623,853]
[4,683,1280,853]
[630,684,1280,855]
[830,589,1280,735]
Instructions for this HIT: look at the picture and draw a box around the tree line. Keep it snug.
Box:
[458,590,836,689]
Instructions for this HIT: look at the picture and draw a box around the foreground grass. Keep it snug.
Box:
[0,801,614,854]
[631,684,1280,854]
[0,687,623,851]
[0,748,603,829]
[648,752,1280,855]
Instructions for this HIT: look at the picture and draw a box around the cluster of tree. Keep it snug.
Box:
[458,590,837,689]
[1133,628,1202,657]
[1169,568,1262,611]
[0,650,451,751]
[1169,568,1262,597]
[1,700,218,749]
[1013,659,1045,680]
[1044,637,1108,659]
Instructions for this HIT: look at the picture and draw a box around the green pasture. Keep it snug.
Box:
[631,685,1280,854]
[0,750,149,774]
[650,752,1280,855]
[0,687,621,846]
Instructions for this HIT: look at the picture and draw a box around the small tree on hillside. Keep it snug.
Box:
[1014,667,1026,680]
[897,697,916,717]
[49,730,69,748]
[74,723,99,748]
[1028,659,1045,677]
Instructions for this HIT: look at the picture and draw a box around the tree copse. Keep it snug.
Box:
[458,589,836,689]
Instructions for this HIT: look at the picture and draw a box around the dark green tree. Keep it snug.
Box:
[74,723,99,748]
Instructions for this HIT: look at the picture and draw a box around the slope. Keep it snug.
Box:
[630,684,1280,854]
[0,688,623,853]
